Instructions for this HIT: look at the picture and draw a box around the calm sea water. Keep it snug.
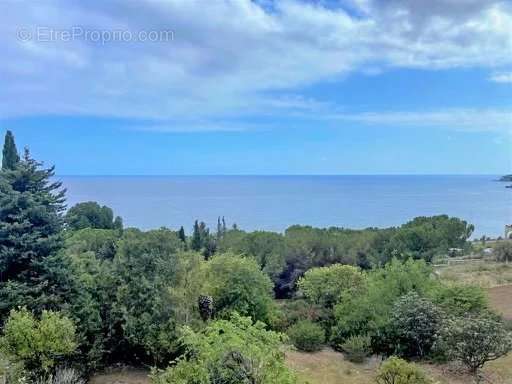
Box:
[60,175,512,238]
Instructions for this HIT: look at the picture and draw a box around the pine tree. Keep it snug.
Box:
[0,148,69,320]
[2,130,20,170]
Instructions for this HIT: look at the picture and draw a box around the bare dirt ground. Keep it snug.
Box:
[488,284,512,320]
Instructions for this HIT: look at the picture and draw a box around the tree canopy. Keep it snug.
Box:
[65,201,123,231]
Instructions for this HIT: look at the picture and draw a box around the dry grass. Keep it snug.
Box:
[285,348,512,384]
[436,261,512,288]
[86,352,512,384]
[286,348,378,384]
[89,368,150,384]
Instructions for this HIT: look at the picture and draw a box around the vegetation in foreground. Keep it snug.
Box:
[0,130,511,384]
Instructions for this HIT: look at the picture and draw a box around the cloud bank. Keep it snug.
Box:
[0,0,511,130]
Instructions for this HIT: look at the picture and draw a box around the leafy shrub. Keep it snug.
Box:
[332,259,434,349]
[375,357,431,384]
[298,264,366,308]
[388,292,442,358]
[151,313,296,384]
[341,335,371,363]
[0,309,77,378]
[270,299,324,332]
[429,284,487,316]
[287,320,325,352]
[203,253,275,323]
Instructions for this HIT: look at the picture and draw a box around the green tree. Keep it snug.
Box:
[218,230,286,283]
[191,220,210,253]
[388,292,442,358]
[385,215,474,263]
[0,149,69,319]
[332,259,434,349]
[111,229,185,364]
[65,228,121,260]
[2,130,19,170]
[65,201,123,231]
[429,284,487,317]
[151,313,296,384]
[437,313,512,379]
[1,308,77,379]
[298,264,366,309]
[64,239,118,369]
[178,226,186,243]
[167,251,204,326]
[203,253,274,323]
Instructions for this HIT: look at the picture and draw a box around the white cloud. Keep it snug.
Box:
[0,0,511,123]
[326,108,512,132]
[489,71,512,83]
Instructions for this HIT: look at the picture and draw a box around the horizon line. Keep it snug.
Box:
[55,173,506,177]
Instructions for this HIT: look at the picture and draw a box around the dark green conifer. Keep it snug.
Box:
[178,226,186,243]
[0,148,69,319]
[191,220,202,251]
[2,130,20,170]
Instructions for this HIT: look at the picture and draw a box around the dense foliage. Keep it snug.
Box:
[1,308,77,379]
[218,215,473,298]
[388,292,442,358]
[151,314,296,384]
[287,320,325,352]
[298,264,365,309]
[332,258,434,348]
[1,131,19,170]
[429,284,487,316]
[0,148,69,319]
[65,202,123,231]
[202,253,274,323]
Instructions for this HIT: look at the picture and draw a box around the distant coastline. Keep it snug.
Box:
[61,175,512,238]
[498,174,512,182]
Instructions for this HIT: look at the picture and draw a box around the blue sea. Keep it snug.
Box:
[60,175,512,238]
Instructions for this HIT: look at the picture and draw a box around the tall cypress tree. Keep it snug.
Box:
[2,130,20,170]
[0,148,69,320]
[178,226,186,243]
[191,220,202,251]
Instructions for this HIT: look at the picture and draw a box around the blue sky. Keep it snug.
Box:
[0,0,511,175]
